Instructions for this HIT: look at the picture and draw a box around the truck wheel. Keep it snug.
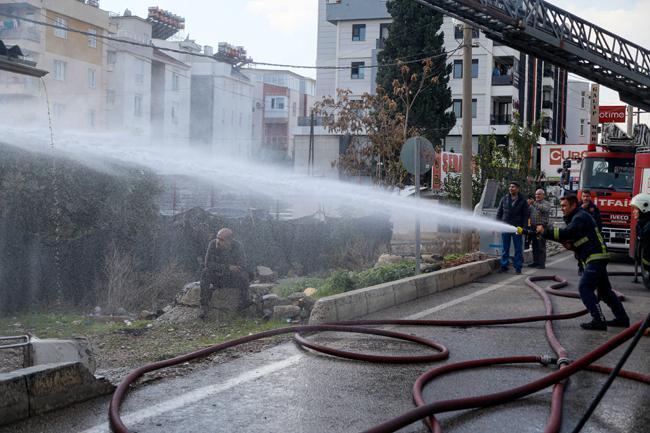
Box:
[641,244,650,290]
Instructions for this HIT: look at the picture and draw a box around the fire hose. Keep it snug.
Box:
[109,275,650,433]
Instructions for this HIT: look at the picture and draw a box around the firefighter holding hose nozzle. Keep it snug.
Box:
[518,194,630,330]
[632,193,650,286]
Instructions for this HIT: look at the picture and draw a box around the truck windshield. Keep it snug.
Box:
[580,157,635,192]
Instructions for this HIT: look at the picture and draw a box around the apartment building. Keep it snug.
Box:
[105,12,154,138]
[243,68,316,162]
[565,80,592,144]
[315,0,567,160]
[0,0,110,129]
[190,44,255,157]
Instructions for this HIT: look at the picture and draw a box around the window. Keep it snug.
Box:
[53,103,65,119]
[453,60,462,79]
[581,91,586,109]
[87,68,96,89]
[352,24,366,41]
[106,90,115,106]
[172,72,180,91]
[270,97,286,110]
[292,102,297,116]
[379,23,390,45]
[53,60,66,81]
[452,99,477,118]
[351,62,365,79]
[580,119,586,136]
[87,29,97,48]
[453,59,479,79]
[172,102,179,124]
[453,99,462,118]
[107,51,117,66]
[87,110,95,127]
[134,94,143,117]
[454,24,479,40]
[54,17,67,39]
[135,59,144,84]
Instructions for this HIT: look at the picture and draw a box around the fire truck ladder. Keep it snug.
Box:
[417,0,650,111]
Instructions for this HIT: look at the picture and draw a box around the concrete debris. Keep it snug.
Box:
[30,337,97,374]
[256,265,277,282]
[303,287,317,297]
[138,310,158,320]
[272,305,301,320]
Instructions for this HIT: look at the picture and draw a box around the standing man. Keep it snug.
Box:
[496,181,529,274]
[528,189,551,269]
[536,195,629,330]
[581,190,602,231]
[199,228,250,319]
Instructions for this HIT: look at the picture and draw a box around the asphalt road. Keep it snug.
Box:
[3,251,649,433]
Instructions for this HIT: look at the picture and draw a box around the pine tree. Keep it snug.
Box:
[376,0,455,145]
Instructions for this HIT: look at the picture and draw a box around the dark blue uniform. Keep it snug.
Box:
[543,206,629,329]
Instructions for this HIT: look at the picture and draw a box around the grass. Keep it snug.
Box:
[272,261,416,299]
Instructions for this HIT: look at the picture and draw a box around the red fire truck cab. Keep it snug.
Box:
[578,143,636,253]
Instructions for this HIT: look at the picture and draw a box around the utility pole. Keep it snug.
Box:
[415,137,421,275]
[308,109,315,176]
[461,24,473,250]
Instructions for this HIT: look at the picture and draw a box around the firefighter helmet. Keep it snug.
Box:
[631,193,650,213]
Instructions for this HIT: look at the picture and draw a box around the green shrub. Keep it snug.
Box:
[273,262,416,299]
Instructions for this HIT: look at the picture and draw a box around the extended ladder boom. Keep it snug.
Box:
[419,0,650,110]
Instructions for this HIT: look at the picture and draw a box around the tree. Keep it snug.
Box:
[443,114,544,206]
[313,88,418,187]
[376,0,455,145]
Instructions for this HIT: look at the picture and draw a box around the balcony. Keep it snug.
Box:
[490,114,512,125]
[0,27,41,43]
[492,74,516,86]
[327,0,390,23]
[297,116,326,127]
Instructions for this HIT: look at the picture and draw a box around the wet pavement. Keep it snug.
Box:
[3,251,649,433]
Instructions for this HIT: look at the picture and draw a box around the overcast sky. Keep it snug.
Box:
[102,0,649,108]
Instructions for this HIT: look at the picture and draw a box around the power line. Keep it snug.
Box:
[0,11,465,71]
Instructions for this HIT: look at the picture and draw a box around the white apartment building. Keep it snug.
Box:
[0,0,110,130]
[565,80,591,144]
[105,12,153,138]
[315,0,568,167]
[150,38,192,147]
[243,68,316,162]
[190,45,255,158]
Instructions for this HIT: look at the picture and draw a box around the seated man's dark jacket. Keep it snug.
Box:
[543,206,608,265]
[496,192,529,228]
[204,240,247,274]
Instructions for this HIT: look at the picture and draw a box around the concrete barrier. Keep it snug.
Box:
[309,250,532,324]
[0,362,114,426]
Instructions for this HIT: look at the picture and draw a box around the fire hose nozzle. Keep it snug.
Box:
[539,354,557,366]
[516,226,535,236]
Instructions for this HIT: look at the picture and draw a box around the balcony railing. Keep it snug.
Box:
[297,116,327,127]
[0,27,41,43]
[492,74,515,86]
[490,114,512,125]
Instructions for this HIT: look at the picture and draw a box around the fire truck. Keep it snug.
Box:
[631,146,650,288]
[577,124,650,260]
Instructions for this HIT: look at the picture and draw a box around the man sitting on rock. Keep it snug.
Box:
[200,228,249,318]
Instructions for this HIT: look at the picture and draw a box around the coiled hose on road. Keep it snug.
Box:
[109,274,650,433]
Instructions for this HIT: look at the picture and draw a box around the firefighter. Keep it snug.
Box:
[631,193,650,275]
[535,194,629,330]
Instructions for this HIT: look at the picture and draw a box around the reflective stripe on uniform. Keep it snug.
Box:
[595,231,607,254]
[554,227,560,241]
[643,258,650,266]
[586,253,610,263]
[574,236,589,247]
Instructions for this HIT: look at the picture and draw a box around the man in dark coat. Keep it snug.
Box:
[199,228,249,318]
[536,194,629,330]
[496,181,529,274]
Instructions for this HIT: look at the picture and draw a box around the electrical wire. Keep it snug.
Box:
[0,10,465,71]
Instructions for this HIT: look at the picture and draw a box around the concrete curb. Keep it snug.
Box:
[0,362,115,426]
[309,250,532,324]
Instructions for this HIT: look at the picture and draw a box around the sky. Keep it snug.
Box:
[102,0,650,108]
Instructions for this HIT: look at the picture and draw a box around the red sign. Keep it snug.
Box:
[599,105,627,123]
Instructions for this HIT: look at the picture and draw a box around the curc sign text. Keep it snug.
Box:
[599,105,627,124]
[540,144,589,180]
